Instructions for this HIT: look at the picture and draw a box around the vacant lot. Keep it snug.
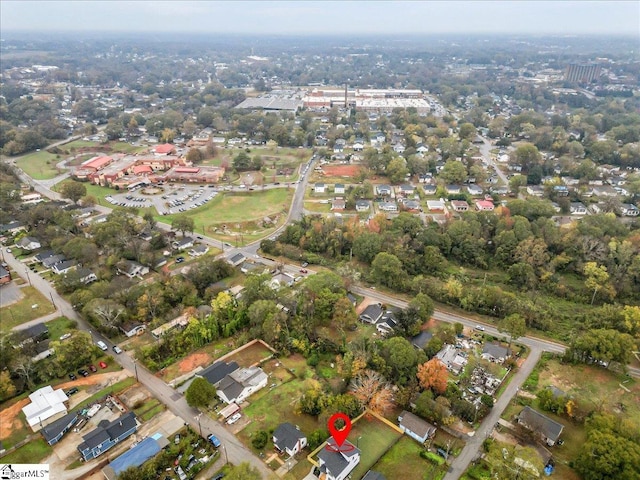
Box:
[373,436,437,480]
[321,164,362,177]
[536,358,640,428]
[158,189,292,234]
[0,286,56,332]
[346,413,403,480]
[224,341,274,367]
[16,150,60,179]
[0,438,52,464]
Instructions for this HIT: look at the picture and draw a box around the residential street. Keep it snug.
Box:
[1,249,272,478]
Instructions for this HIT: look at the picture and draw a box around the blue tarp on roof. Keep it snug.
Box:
[109,437,162,475]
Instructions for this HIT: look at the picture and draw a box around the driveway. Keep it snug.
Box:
[0,281,22,307]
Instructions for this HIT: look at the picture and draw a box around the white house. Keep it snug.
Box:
[451,200,469,212]
[526,185,544,197]
[570,202,588,215]
[467,184,484,196]
[334,184,346,194]
[398,410,436,443]
[217,366,268,404]
[355,200,370,212]
[189,245,209,257]
[317,438,360,480]
[16,236,41,251]
[376,185,392,197]
[52,260,76,275]
[22,386,69,431]
[273,423,307,457]
[117,260,150,278]
[314,183,326,194]
[378,202,398,213]
[620,204,639,217]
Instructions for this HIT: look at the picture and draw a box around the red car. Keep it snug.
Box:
[299,269,308,274]
[99,361,108,369]
[88,364,97,373]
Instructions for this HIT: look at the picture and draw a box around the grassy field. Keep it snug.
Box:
[0,438,52,464]
[44,316,76,340]
[224,341,274,368]
[0,286,56,332]
[238,378,319,453]
[374,436,439,480]
[74,377,136,411]
[15,150,60,179]
[158,189,293,233]
[346,414,403,479]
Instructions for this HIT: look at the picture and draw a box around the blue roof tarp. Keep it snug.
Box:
[109,437,162,475]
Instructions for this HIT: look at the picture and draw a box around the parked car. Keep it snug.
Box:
[301,262,309,267]
[113,345,123,354]
[175,257,185,263]
[207,434,221,447]
[88,364,97,373]
[68,373,77,381]
[99,361,108,369]
[78,369,89,377]
[66,387,79,396]
[474,324,486,332]
[174,433,181,445]
[59,333,72,341]
[212,475,225,480]
[226,413,242,425]
[299,269,308,274]
[96,340,108,351]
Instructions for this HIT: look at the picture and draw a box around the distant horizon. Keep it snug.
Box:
[1,1,638,37]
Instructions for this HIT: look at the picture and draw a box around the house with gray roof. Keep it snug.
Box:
[41,411,79,445]
[517,406,564,446]
[317,438,360,480]
[481,342,511,363]
[411,331,433,350]
[198,361,239,386]
[217,366,268,404]
[273,423,307,457]
[16,236,41,251]
[359,304,383,324]
[398,410,436,443]
[77,412,138,461]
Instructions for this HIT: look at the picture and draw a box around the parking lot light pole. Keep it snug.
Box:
[195,413,203,437]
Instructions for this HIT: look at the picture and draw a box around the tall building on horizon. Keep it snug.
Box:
[565,63,602,84]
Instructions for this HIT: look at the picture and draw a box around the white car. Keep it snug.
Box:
[474,324,486,332]
[226,413,242,425]
[59,333,72,341]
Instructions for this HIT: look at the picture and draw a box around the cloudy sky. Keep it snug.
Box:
[1,1,638,36]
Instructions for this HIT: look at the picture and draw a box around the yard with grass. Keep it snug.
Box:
[15,150,61,179]
[133,398,166,422]
[0,438,52,464]
[0,286,56,332]
[224,340,274,367]
[44,316,76,340]
[345,414,403,480]
[158,189,293,236]
[239,378,318,449]
[374,436,441,480]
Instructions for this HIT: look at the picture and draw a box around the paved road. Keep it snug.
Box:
[444,348,543,480]
[2,249,272,477]
[478,137,509,186]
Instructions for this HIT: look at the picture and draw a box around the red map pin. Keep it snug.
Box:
[327,413,352,447]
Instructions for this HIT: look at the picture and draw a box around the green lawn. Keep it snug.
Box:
[74,377,136,411]
[0,438,52,464]
[158,189,292,235]
[346,415,403,480]
[44,316,76,340]
[0,286,56,333]
[238,378,319,452]
[16,150,60,180]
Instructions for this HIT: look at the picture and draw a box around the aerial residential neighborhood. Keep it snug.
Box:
[1,2,639,480]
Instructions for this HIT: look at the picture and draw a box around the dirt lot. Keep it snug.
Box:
[322,164,362,177]
[0,370,130,441]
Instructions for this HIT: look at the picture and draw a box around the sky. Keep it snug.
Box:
[1,1,639,36]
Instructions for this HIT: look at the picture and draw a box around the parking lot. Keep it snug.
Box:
[105,184,218,215]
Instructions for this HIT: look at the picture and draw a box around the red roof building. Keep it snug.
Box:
[154,144,175,155]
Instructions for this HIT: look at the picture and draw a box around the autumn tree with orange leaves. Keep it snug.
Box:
[349,369,394,415]
[417,358,448,394]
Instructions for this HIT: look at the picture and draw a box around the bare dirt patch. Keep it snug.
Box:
[178,352,212,374]
[322,165,362,177]
[0,398,30,440]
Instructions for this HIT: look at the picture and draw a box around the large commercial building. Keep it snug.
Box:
[302,87,430,114]
[565,63,601,84]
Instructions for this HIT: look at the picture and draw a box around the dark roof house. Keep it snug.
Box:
[273,422,307,457]
[481,342,511,363]
[398,410,436,443]
[317,438,360,480]
[77,412,138,461]
[41,411,79,445]
[359,304,383,324]
[198,361,239,386]
[517,406,564,446]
